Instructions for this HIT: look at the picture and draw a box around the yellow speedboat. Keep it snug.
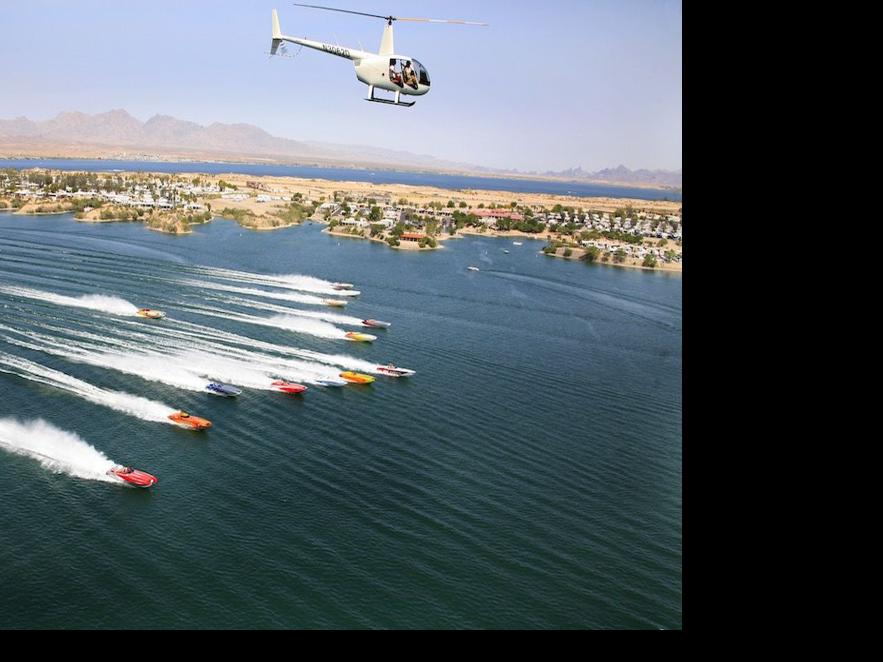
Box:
[340,371,375,384]
[345,331,376,342]
[137,308,165,319]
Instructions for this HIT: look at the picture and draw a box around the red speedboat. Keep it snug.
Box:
[271,380,308,394]
[108,465,157,488]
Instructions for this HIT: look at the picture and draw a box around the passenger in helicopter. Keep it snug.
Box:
[402,60,418,89]
[389,59,403,87]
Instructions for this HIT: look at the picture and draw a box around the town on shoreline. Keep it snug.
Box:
[1,167,682,271]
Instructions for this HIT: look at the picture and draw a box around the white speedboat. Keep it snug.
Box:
[376,364,416,378]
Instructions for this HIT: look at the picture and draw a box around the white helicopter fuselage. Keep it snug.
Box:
[272,10,430,101]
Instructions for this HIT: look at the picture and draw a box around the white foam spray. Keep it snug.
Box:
[0,284,139,316]
[0,418,119,484]
[181,279,330,306]
[193,266,360,296]
[0,352,176,424]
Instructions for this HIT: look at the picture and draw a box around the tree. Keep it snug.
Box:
[459,201,467,208]
[447,200,455,208]
[613,249,627,264]
[642,254,658,268]
[581,246,601,262]
[369,206,382,222]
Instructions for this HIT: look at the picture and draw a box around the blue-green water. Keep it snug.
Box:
[0,212,681,629]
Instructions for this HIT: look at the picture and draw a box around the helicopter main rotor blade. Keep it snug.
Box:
[292,3,390,21]
[396,17,489,26]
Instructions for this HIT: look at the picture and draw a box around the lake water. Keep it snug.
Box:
[0,211,681,629]
[0,159,682,202]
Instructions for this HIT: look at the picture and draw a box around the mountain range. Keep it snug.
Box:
[0,109,681,188]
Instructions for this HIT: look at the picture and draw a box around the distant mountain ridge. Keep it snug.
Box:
[0,109,681,187]
[0,109,475,172]
[539,165,682,188]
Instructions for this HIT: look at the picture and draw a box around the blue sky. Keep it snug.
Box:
[0,1,682,172]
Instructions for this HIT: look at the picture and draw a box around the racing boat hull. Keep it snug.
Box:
[109,466,158,487]
[271,380,308,394]
[340,371,375,384]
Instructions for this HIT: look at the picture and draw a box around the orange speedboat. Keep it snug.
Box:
[340,371,375,385]
[168,411,212,430]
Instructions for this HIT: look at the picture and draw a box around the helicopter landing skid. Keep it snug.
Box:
[366,85,415,107]
[365,97,415,107]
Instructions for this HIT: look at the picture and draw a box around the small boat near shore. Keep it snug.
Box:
[513,241,523,246]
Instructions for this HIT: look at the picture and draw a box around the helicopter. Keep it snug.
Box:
[270,4,487,107]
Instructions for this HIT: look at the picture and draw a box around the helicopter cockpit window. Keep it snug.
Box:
[389,58,426,89]
[413,60,430,86]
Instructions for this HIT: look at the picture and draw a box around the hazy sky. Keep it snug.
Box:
[0,1,682,172]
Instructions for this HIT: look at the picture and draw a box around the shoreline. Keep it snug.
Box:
[0,154,681,194]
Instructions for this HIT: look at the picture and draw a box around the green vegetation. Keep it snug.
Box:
[272,201,314,225]
[218,180,237,191]
[386,235,400,247]
[581,246,601,263]
[613,249,627,264]
[642,254,658,268]
[563,247,573,257]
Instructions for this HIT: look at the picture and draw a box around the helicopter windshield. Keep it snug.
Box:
[413,60,430,86]
[389,58,428,89]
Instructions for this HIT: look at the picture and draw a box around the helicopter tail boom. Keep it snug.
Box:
[271,9,283,55]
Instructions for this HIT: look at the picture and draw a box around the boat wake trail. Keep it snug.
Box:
[181,279,331,306]
[185,307,348,340]
[0,352,176,424]
[0,418,119,484]
[193,266,360,296]
[0,284,139,316]
[207,296,366,327]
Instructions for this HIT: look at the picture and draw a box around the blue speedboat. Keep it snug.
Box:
[205,382,242,397]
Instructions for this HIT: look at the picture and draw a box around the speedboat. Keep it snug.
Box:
[323,299,347,307]
[345,331,376,342]
[271,380,308,394]
[467,266,480,272]
[340,371,375,384]
[137,308,165,319]
[108,465,157,488]
[316,377,348,387]
[331,282,354,290]
[502,249,509,254]
[168,411,212,430]
[362,319,391,329]
[376,364,416,378]
[205,382,242,397]
[513,241,523,246]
